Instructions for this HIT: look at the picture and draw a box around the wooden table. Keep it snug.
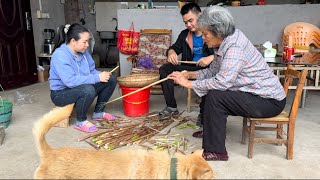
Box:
[266,52,320,108]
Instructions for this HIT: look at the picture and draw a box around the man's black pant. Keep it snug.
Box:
[159,63,202,108]
[202,90,286,153]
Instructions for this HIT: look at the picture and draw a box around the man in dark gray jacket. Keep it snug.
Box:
[159,2,214,124]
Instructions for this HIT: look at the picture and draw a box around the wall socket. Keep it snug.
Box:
[36,10,50,19]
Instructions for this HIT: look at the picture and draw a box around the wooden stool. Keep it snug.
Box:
[150,84,163,95]
[53,106,70,128]
[187,88,199,113]
[187,88,192,113]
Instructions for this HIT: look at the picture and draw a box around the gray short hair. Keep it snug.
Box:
[198,6,235,39]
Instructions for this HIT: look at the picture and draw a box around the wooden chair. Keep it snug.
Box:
[241,68,307,159]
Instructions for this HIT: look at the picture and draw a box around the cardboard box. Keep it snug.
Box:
[38,66,49,82]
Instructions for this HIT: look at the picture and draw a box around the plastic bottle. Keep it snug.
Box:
[282,46,287,61]
[286,35,294,61]
[148,0,153,9]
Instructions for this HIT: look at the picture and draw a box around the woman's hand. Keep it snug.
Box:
[168,71,192,88]
[99,71,111,82]
[196,55,214,67]
[167,49,179,65]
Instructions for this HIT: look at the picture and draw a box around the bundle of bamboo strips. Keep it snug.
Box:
[147,134,189,152]
[79,113,191,151]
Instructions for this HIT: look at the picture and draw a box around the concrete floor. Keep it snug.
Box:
[0,79,320,179]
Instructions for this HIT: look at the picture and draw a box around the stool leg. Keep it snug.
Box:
[241,117,248,144]
[287,123,294,160]
[248,120,256,159]
[187,88,191,113]
[300,81,307,108]
[276,124,283,146]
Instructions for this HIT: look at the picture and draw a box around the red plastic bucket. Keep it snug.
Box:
[119,86,151,117]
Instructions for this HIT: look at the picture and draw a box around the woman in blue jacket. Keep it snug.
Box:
[49,23,117,133]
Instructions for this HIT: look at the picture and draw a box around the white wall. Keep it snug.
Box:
[30,0,65,65]
[96,2,120,32]
[117,4,320,76]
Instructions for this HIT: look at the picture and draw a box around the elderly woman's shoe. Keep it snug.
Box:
[202,151,229,161]
[192,130,203,138]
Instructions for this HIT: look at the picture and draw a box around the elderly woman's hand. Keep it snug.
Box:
[196,55,214,67]
[168,71,192,88]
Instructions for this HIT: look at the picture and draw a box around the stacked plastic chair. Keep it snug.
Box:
[283,22,320,52]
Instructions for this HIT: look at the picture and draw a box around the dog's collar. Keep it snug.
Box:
[170,157,177,179]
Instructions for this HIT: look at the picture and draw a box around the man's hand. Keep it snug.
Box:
[168,71,192,88]
[196,55,214,67]
[182,71,189,79]
[182,71,197,80]
[99,71,111,82]
[167,49,179,65]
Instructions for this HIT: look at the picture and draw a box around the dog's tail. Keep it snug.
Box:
[33,104,74,156]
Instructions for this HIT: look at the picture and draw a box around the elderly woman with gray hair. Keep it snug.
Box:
[169,6,286,161]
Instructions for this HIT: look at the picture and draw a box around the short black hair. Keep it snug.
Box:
[180,2,201,16]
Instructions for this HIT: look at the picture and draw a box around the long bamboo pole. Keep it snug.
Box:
[178,61,197,65]
[109,65,119,73]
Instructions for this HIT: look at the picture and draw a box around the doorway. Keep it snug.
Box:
[0,0,37,90]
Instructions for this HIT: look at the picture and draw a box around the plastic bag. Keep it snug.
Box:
[117,22,140,55]
[137,55,155,69]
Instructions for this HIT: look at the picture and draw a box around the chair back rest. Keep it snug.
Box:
[283,68,307,121]
[137,29,172,68]
[282,22,320,52]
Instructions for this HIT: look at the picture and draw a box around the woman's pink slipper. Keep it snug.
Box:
[74,121,98,133]
[92,112,116,121]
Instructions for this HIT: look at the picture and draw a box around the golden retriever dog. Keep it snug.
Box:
[33,104,214,179]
